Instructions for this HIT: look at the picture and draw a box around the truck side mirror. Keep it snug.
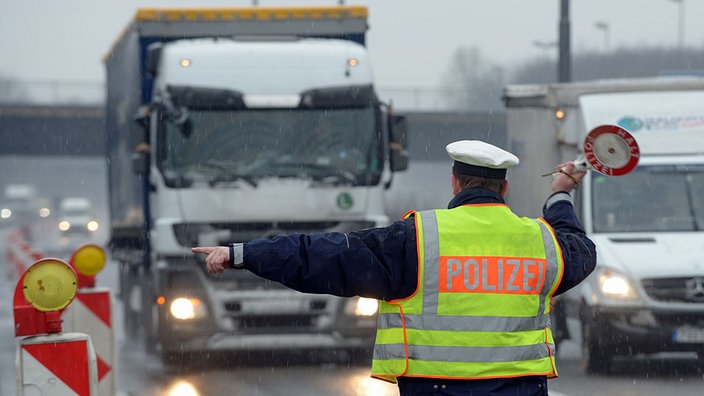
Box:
[131,105,151,175]
[131,146,150,175]
[133,105,150,135]
[388,114,409,172]
[146,43,163,77]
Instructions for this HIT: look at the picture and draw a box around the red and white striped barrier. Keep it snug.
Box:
[14,258,99,395]
[6,229,43,279]
[17,332,98,395]
[63,288,116,396]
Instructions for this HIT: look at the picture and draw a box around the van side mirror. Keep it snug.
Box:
[388,114,409,172]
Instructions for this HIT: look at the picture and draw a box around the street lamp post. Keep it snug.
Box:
[594,21,610,52]
[558,0,571,82]
[669,0,685,49]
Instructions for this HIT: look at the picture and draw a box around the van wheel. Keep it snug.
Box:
[551,298,569,346]
[696,351,704,372]
[581,305,612,375]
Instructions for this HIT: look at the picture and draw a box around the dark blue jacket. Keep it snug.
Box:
[241,188,597,395]
[243,188,596,299]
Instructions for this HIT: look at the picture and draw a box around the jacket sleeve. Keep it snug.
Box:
[242,218,418,300]
[543,192,598,296]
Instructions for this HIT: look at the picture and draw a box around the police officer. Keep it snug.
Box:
[193,140,596,396]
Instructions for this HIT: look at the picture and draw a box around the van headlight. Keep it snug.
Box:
[346,297,378,317]
[168,297,207,320]
[87,220,99,232]
[58,220,71,231]
[598,268,638,300]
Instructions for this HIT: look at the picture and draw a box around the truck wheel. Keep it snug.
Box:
[121,264,141,337]
[160,351,192,372]
[141,271,158,354]
[347,348,372,366]
[581,306,612,375]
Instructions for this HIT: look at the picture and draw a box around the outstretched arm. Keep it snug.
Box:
[191,219,418,300]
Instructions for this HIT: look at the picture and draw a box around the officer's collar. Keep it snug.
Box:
[448,188,505,209]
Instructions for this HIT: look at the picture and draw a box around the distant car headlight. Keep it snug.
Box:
[87,220,99,232]
[39,208,50,218]
[0,208,11,219]
[168,297,207,320]
[598,268,639,300]
[346,297,378,317]
[58,221,71,231]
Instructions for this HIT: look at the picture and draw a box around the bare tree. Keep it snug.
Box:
[510,46,704,84]
[0,75,30,104]
[441,45,704,113]
[441,46,506,112]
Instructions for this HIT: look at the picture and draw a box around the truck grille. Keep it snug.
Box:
[174,220,376,247]
[642,277,704,303]
[223,298,331,334]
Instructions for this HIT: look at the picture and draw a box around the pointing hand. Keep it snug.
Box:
[192,246,230,274]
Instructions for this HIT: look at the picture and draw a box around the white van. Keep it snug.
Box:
[503,77,704,374]
[58,197,99,234]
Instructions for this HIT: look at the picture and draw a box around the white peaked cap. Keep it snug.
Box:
[446,140,519,179]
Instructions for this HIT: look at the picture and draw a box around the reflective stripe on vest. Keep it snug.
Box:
[371,205,564,383]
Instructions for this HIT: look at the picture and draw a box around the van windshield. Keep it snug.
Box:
[591,164,704,232]
[157,108,381,187]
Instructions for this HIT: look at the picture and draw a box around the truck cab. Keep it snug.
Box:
[105,6,408,366]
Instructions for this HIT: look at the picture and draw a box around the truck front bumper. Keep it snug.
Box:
[171,331,375,352]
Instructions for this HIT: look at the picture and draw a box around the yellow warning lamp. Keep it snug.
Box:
[69,243,107,288]
[22,259,78,312]
[14,258,78,336]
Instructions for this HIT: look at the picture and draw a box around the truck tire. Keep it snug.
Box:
[121,263,141,338]
[141,271,157,354]
[580,304,612,375]
[160,350,194,372]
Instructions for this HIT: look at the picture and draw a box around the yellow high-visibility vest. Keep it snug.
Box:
[371,204,564,383]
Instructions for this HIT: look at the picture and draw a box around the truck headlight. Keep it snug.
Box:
[169,297,207,320]
[598,269,638,300]
[346,297,378,317]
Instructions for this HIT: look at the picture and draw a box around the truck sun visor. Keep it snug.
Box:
[167,85,246,110]
[299,84,377,109]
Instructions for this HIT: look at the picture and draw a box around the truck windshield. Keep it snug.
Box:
[591,164,704,232]
[158,107,381,187]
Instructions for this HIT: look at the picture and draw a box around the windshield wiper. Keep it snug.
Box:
[684,174,701,231]
[278,162,357,185]
[192,160,258,188]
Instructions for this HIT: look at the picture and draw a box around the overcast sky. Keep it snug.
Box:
[1,0,701,105]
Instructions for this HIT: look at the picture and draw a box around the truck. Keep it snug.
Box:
[104,6,408,366]
[502,76,704,373]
